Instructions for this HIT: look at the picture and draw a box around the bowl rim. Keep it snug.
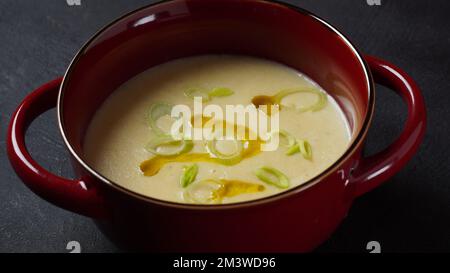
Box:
[57,0,375,210]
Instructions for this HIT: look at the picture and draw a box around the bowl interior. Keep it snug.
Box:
[59,0,371,181]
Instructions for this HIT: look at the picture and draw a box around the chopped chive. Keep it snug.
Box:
[184,87,211,102]
[273,87,328,112]
[298,91,327,112]
[183,179,224,204]
[273,88,304,104]
[208,87,234,97]
[273,130,300,155]
[278,130,297,148]
[286,144,300,156]
[185,87,234,102]
[148,102,173,135]
[299,140,312,160]
[145,135,193,157]
[254,166,290,189]
[206,139,243,165]
[180,164,199,188]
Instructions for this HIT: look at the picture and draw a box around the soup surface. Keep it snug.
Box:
[84,55,351,204]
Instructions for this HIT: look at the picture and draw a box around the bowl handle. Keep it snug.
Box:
[6,78,106,218]
[352,55,426,197]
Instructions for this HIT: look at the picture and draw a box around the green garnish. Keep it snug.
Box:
[180,164,199,188]
[273,130,313,158]
[282,140,313,159]
[183,179,224,204]
[254,166,290,189]
[273,88,304,104]
[184,87,234,101]
[278,130,297,155]
[298,89,327,112]
[208,87,234,97]
[206,139,243,165]
[273,87,328,112]
[148,102,173,135]
[145,135,193,157]
[286,144,300,156]
[278,130,297,147]
[273,130,299,156]
[184,87,211,102]
[298,140,312,160]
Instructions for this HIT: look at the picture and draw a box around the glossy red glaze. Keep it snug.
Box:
[6,0,426,252]
[6,78,106,218]
[353,56,426,197]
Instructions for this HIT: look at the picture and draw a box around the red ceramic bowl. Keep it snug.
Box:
[7,0,426,252]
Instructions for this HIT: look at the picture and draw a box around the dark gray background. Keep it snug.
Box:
[0,0,449,253]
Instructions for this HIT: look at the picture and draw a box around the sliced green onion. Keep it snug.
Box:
[184,87,211,102]
[185,87,234,101]
[180,164,199,188]
[273,130,299,156]
[254,166,290,189]
[273,88,304,104]
[286,144,300,156]
[148,102,173,135]
[298,90,327,112]
[298,140,312,160]
[183,179,224,204]
[208,87,234,97]
[278,130,297,148]
[273,87,328,112]
[206,139,243,165]
[145,135,193,157]
[282,139,313,158]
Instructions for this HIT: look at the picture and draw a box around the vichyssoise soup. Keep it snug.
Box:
[84,55,351,204]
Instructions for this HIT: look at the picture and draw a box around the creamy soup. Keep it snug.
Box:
[84,55,351,204]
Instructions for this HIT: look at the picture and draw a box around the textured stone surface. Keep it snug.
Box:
[0,0,449,252]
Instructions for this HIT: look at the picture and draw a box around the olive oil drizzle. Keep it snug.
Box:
[140,117,262,176]
[214,179,265,200]
[184,179,265,204]
[140,139,261,176]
